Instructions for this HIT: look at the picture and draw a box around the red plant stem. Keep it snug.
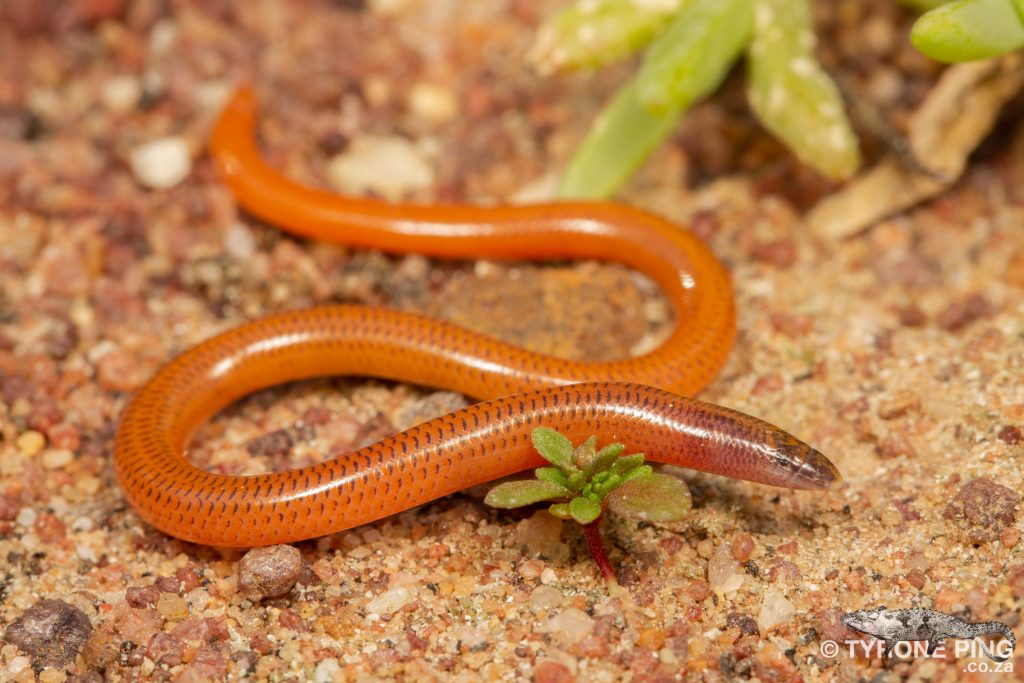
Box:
[582,517,617,583]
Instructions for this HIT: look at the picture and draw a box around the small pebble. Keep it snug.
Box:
[943,477,1020,544]
[156,593,189,620]
[758,587,796,631]
[101,75,141,114]
[528,585,564,612]
[637,626,666,650]
[998,425,1021,445]
[126,585,160,608]
[936,293,990,331]
[905,569,927,590]
[515,510,568,562]
[542,607,594,645]
[365,587,411,616]
[408,82,458,124]
[726,612,760,636]
[518,559,545,581]
[730,534,755,562]
[130,137,192,190]
[41,449,73,470]
[15,507,37,527]
[394,391,468,431]
[96,347,147,392]
[4,599,93,667]
[238,544,302,599]
[815,610,859,644]
[195,80,232,114]
[314,659,342,683]
[16,430,45,456]
[326,135,434,201]
[34,513,65,543]
[8,656,30,674]
[223,222,256,260]
[115,605,164,644]
[453,625,488,651]
[534,660,573,683]
[246,429,293,458]
[708,544,744,594]
[47,423,80,451]
[77,476,101,495]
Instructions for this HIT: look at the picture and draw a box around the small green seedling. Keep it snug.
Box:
[485,427,691,590]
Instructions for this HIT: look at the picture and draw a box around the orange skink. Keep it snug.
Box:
[113,89,839,547]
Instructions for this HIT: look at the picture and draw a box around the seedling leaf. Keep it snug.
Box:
[536,467,570,488]
[620,464,653,484]
[569,496,602,525]
[549,502,573,519]
[610,453,645,475]
[605,473,692,522]
[532,427,579,473]
[589,443,626,476]
[485,480,572,509]
[574,435,599,470]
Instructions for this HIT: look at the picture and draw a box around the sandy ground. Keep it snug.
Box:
[1,0,1022,681]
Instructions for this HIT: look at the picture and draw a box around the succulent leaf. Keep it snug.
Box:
[559,80,686,199]
[574,435,599,470]
[567,471,587,492]
[590,443,626,476]
[529,0,682,76]
[485,480,572,508]
[635,0,754,115]
[620,464,654,484]
[747,0,860,180]
[570,496,602,525]
[605,473,692,522]
[549,502,573,519]
[535,467,571,488]
[911,0,1024,62]
[610,453,646,475]
[532,427,579,473]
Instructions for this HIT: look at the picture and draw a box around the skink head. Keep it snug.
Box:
[768,434,842,490]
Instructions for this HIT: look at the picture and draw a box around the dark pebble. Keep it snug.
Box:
[750,239,797,268]
[0,104,43,141]
[936,293,990,331]
[726,612,760,636]
[998,426,1021,445]
[238,545,302,599]
[4,599,93,667]
[896,304,927,327]
[154,575,182,594]
[174,566,202,592]
[246,429,293,458]
[146,632,184,667]
[944,477,1020,544]
[125,585,160,608]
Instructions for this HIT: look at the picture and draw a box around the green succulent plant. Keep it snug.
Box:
[485,427,691,588]
[908,0,1024,62]
[534,0,860,199]
[535,0,1022,200]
